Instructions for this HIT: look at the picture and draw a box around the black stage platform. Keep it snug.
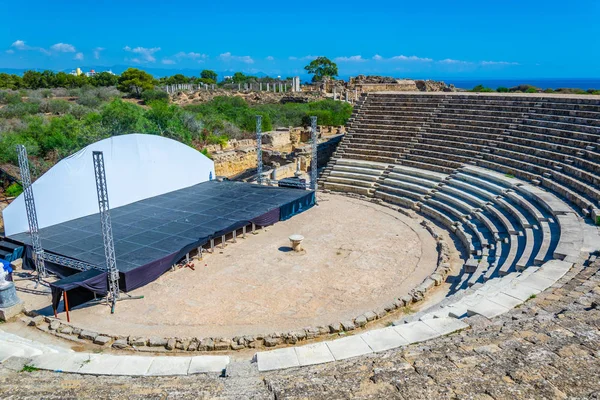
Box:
[10,181,315,293]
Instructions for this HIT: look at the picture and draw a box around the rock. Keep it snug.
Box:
[129,336,147,346]
[79,330,98,341]
[384,303,397,312]
[354,315,367,327]
[329,323,341,333]
[93,336,111,346]
[175,339,190,350]
[198,338,214,351]
[341,320,355,331]
[364,311,377,322]
[264,337,282,347]
[411,291,424,302]
[148,337,168,347]
[72,328,82,336]
[592,300,599,310]
[28,315,44,327]
[49,320,61,331]
[430,273,443,286]
[317,326,329,335]
[291,330,307,340]
[187,341,198,351]
[166,338,176,350]
[214,340,231,351]
[305,327,320,339]
[112,339,128,349]
[59,326,73,335]
[231,342,245,350]
[401,295,413,306]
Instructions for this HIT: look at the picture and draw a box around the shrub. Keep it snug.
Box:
[544,88,555,93]
[207,134,229,147]
[472,84,494,93]
[0,91,22,105]
[70,104,92,119]
[596,215,600,226]
[0,102,40,118]
[141,89,169,104]
[41,99,71,114]
[200,148,212,159]
[77,92,102,108]
[496,87,509,93]
[525,87,538,93]
[5,182,23,197]
[100,99,145,135]
[41,89,53,98]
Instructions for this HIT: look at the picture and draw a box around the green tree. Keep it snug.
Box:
[304,57,338,82]
[91,72,119,87]
[100,99,145,134]
[200,70,217,83]
[117,68,155,97]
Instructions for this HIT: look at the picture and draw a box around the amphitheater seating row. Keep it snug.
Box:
[320,93,598,288]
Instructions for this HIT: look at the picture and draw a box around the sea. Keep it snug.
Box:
[440,78,600,91]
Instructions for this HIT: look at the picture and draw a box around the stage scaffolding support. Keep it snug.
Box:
[310,116,318,193]
[92,151,120,313]
[16,144,46,281]
[256,115,263,185]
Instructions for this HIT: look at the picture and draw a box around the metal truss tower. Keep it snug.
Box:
[310,116,318,191]
[92,151,120,313]
[16,145,46,279]
[256,115,263,184]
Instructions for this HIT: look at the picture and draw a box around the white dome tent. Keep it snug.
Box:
[3,134,215,236]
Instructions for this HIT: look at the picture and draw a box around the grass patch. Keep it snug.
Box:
[505,173,516,179]
[596,216,600,226]
[20,365,39,373]
[528,294,537,300]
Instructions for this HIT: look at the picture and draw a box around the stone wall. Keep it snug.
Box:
[262,130,292,149]
[212,148,257,177]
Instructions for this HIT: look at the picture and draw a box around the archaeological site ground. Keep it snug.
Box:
[1,82,600,400]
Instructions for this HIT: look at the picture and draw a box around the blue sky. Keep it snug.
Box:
[1,0,599,79]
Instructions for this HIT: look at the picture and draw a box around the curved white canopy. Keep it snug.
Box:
[3,134,215,236]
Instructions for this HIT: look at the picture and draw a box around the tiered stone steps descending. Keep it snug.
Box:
[321,92,599,289]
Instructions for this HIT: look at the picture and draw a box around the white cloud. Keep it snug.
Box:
[51,43,76,53]
[124,46,161,62]
[391,55,433,62]
[334,55,366,62]
[10,39,50,55]
[162,59,176,65]
[481,60,520,66]
[93,47,105,59]
[11,40,26,50]
[5,49,14,54]
[372,54,383,61]
[74,52,84,60]
[289,55,318,61]
[439,58,471,65]
[219,52,254,64]
[175,51,208,60]
[266,55,274,61]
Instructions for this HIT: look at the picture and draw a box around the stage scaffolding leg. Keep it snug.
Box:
[256,115,263,184]
[92,151,120,314]
[310,116,318,196]
[16,145,46,281]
